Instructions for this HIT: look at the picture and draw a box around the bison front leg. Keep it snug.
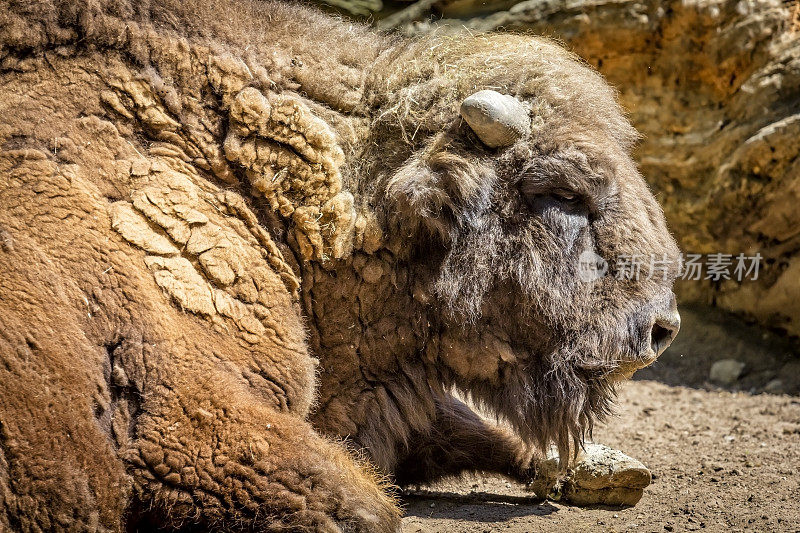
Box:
[393,395,537,485]
[395,396,650,506]
[128,397,401,532]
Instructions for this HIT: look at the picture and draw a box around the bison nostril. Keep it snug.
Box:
[650,315,680,357]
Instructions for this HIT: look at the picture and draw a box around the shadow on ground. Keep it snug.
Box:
[402,497,560,523]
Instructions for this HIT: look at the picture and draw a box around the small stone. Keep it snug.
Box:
[779,360,800,383]
[709,359,746,385]
[763,379,784,394]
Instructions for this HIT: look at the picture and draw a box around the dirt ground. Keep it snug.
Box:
[400,307,800,532]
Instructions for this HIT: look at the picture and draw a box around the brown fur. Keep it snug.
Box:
[0,0,679,530]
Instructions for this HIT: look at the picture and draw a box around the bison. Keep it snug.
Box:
[0,0,681,530]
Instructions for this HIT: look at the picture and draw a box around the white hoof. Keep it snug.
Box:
[528,443,651,506]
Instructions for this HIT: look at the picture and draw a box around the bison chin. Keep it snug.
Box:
[457,348,617,465]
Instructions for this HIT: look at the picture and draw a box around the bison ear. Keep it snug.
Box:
[385,143,496,244]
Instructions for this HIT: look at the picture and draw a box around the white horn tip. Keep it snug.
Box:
[460,90,531,148]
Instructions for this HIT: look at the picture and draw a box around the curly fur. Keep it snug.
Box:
[0,0,679,530]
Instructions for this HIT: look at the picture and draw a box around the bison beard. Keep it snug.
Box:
[0,0,680,530]
[431,194,617,462]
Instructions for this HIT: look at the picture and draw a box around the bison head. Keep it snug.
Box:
[361,33,681,458]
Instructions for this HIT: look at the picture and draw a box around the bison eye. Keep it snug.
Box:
[531,188,583,209]
[518,176,587,216]
[550,189,579,204]
[520,184,588,220]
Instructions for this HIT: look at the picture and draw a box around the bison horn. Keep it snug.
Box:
[459,90,531,148]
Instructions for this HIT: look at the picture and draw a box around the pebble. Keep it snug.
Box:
[763,379,784,394]
[710,359,746,385]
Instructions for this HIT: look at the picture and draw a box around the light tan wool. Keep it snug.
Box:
[0,0,680,530]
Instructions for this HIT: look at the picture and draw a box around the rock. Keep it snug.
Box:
[709,359,746,385]
[778,360,800,390]
[763,378,785,394]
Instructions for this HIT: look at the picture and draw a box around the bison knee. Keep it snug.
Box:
[127,406,400,532]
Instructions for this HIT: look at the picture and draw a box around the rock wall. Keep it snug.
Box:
[321,0,800,336]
